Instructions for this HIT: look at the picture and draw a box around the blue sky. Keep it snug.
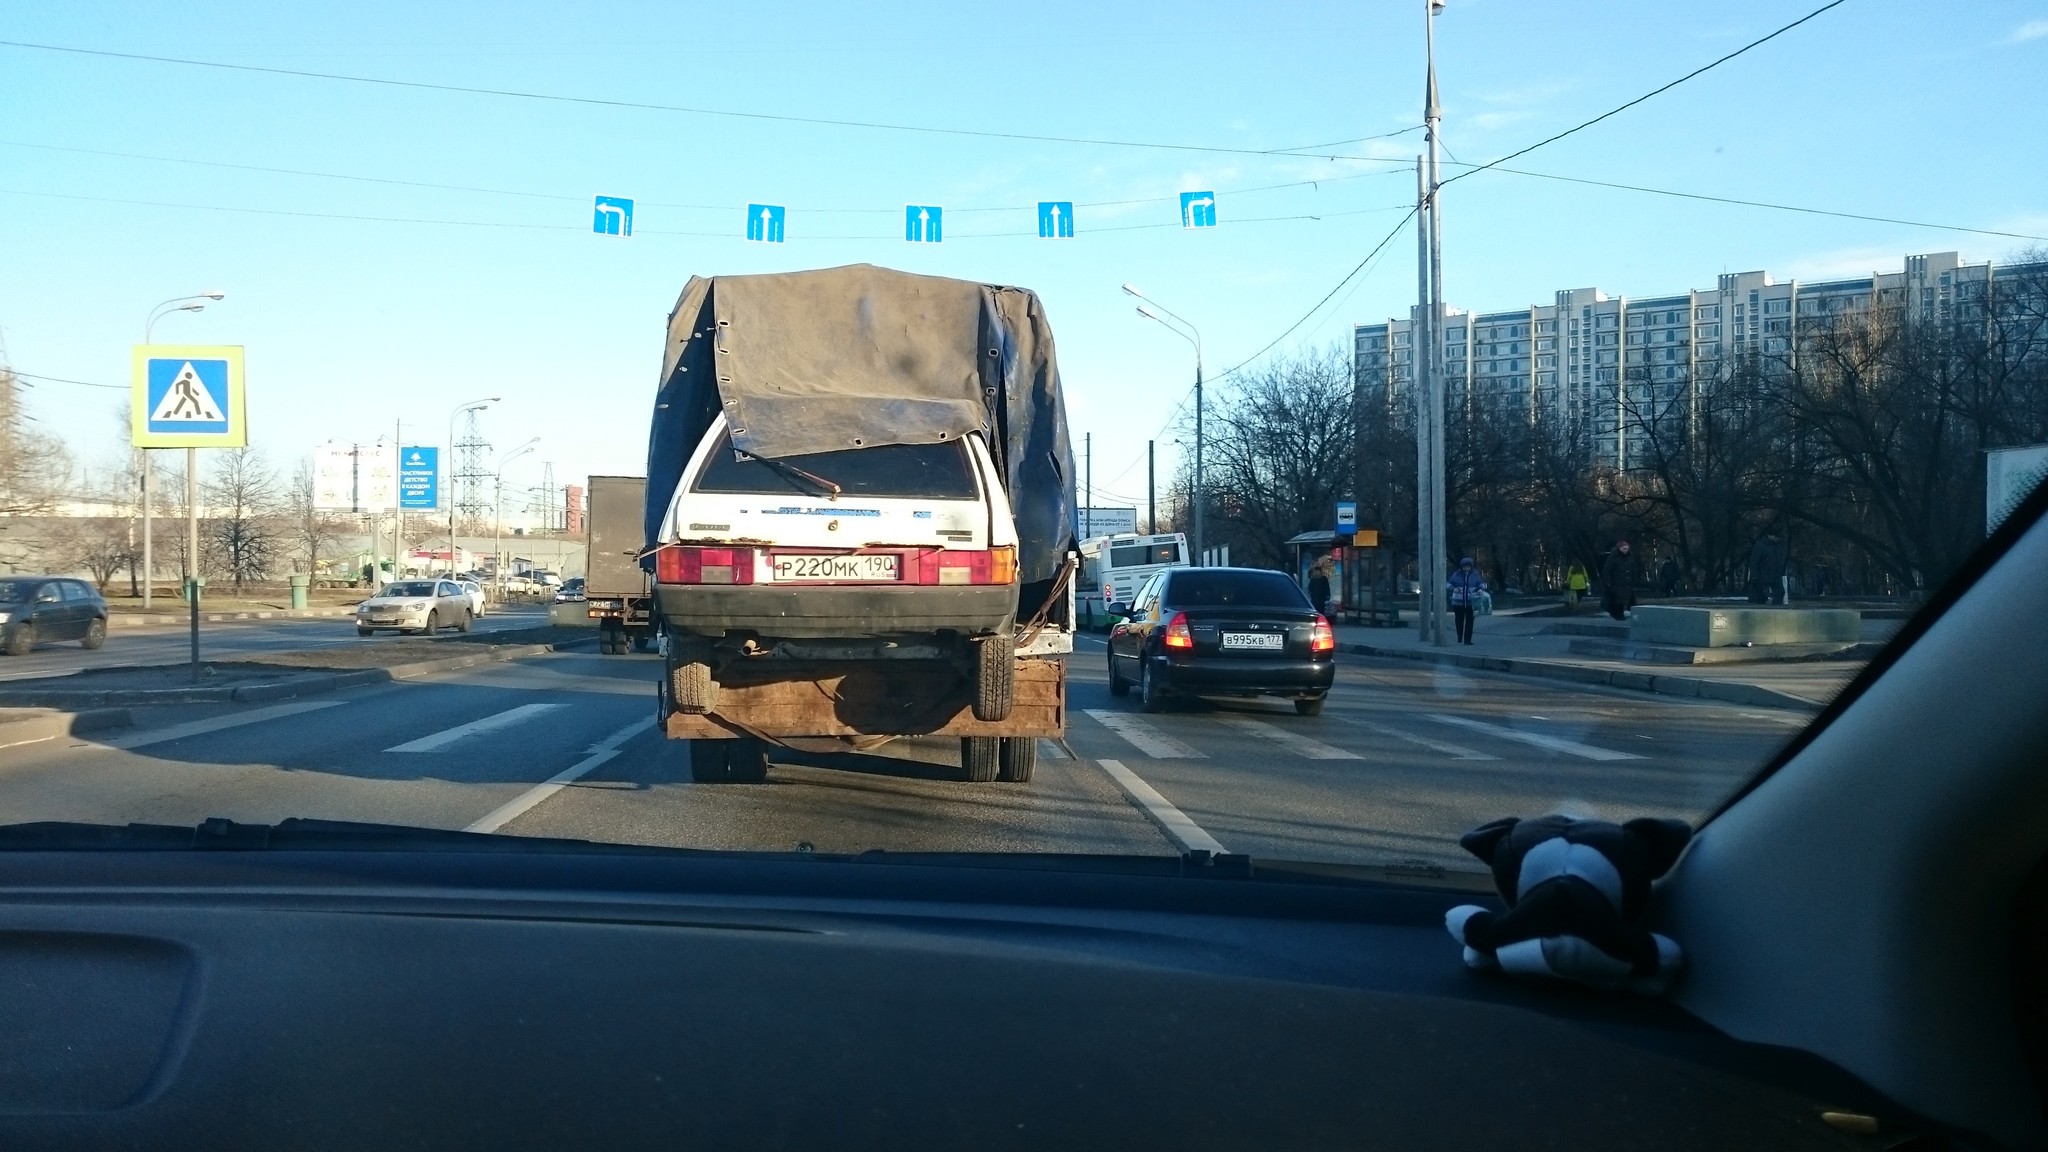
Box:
[3,0,2044,516]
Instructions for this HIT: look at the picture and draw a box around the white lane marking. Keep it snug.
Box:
[1081,709,1206,759]
[1211,714,1360,759]
[1427,713,1644,761]
[384,702,566,753]
[1095,758,1227,854]
[100,700,347,751]
[0,733,56,753]
[1358,722,1500,761]
[464,716,656,834]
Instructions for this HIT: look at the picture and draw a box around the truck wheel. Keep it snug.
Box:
[972,628,1015,722]
[671,653,717,714]
[959,736,1000,783]
[600,622,622,655]
[996,737,1036,783]
[1106,651,1130,696]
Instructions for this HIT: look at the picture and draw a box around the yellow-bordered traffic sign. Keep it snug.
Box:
[131,344,246,448]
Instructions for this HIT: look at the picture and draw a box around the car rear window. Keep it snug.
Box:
[1162,570,1312,610]
[692,431,979,499]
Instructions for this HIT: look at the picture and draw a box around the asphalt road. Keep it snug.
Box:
[0,603,555,683]
[0,631,1803,870]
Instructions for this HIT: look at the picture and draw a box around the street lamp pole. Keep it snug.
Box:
[141,292,225,612]
[447,397,499,576]
[1415,0,1449,645]
[1124,285,1205,565]
[494,439,540,594]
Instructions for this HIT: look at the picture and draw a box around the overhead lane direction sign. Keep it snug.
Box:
[1037,201,1074,239]
[131,345,246,448]
[746,204,786,243]
[399,446,440,510]
[593,196,633,236]
[1180,190,1217,229]
[904,205,943,243]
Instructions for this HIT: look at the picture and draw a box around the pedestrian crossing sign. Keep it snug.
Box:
[131,345,246,447]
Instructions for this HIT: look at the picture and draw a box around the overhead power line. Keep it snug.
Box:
[1443,0,1849,187]
[9,370,125,390]
[0,39,1418,160]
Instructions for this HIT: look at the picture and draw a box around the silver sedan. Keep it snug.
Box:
[356,579,475,636]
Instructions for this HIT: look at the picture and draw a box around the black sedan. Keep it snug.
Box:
[0,576,109,656]
[1105,567,1335,715]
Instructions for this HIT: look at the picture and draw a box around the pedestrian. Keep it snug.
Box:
[1748,529,1787,605]
[1658,556,1680,598]
[1600,539,1638,622]
[1565,562,1589,610]
[1447,556,1488,645]
[1306,557,1332,616]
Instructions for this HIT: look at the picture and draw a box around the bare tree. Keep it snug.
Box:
[204,447,283,593]
[53,518,135,589]
[286,458,351,576]
[1188,346,1358,570]
[0,368,73,519]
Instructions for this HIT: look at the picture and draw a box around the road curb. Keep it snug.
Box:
[0,707,136,750]
[107,607,361,629]
[0,635,599,709]
[1334,640,1824,712]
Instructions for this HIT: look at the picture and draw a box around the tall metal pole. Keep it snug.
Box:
[1084,432,1092,536]
[1415,158,1436,643]
[1147,440,1156,535]
[140,454,153,610]
[1193,356,1205,565]
[1419,0,1450,646]
[187,445,200,675]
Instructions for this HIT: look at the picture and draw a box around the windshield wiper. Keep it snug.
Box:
[733,447,841,497]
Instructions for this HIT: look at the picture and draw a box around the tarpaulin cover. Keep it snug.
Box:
[643,264,1077,585]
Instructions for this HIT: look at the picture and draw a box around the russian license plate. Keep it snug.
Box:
[771,554,900,582]
[369,617,398,625]
[1221,632,1283,650]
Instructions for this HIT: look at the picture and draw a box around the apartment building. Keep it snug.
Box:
[1355,251,2037,469]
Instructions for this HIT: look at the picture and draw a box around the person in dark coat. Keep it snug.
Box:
[1657,557,1680,598]
[1600,540,1638,621]
[1748,530,1787,604]
[1306,558,1332,615]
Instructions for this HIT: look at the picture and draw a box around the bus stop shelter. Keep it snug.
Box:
[1284,529,1398,627]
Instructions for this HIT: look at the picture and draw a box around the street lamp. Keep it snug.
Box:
[140,291,229,611]
[494,437,540,593]
[447,396,500,573]
[1124,284,1205,565]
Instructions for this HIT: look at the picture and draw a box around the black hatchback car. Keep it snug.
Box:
[0,576,109,656]
[1106,567,1335,714]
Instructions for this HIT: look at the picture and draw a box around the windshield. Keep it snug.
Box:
[0,4,2040,891]
[693,431,979,499]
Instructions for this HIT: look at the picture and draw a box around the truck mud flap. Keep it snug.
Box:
[664,658,1064,741]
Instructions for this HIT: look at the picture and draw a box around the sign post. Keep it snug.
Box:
[131,345,247,680]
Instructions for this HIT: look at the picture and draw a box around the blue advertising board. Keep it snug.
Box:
[399,446,440,510]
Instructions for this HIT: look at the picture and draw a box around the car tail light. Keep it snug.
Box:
[1311,614,1335,653]
[1163,611,1193,650]
[654,546,755,585]
[909,546,1017,586]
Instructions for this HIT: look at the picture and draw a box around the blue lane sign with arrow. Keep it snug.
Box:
[746,203,785,243]
[1037,201,1074,238]
[1179,190,1217,229]
[904,205,943,243]
[593,196,633,236]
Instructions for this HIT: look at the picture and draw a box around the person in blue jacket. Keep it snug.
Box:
[1447,556,1488,645]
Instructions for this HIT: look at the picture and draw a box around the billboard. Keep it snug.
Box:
[1079,507,1138,538]
[398,446,440,510]
[312,444,397,512]
[1987,443,2048,533]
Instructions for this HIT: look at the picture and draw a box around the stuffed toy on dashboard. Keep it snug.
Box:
[1444,813,1692,994]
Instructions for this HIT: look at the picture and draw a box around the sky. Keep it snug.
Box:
[3,0,2045,519]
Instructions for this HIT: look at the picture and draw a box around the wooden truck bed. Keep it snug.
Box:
[664,657,1065,740]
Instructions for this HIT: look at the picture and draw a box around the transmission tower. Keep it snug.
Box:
[454,408,492,527]
[536,461,558,531]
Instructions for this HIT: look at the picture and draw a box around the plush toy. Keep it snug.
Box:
[1445,813,1692,993]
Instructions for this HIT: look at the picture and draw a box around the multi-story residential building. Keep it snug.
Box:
[1355,251,2042,469]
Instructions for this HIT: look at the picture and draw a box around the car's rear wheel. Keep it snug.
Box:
[996,737,1036,783]
[422,611,438,636]
[1106,651,1130,696]
[1294,694,1326,717]
[2,624,31,657]
[1139,659,1167,713]
[690,738,769,784]
[80,618,106,650]
[973,627,1015,722]
[960,736,1001,783]
[457,609,473,633]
